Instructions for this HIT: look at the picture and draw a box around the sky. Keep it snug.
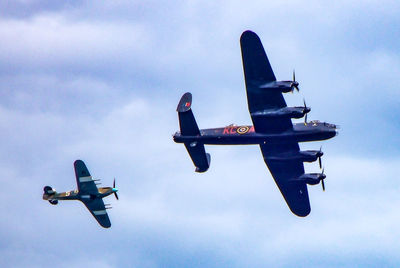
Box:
[0,0,400,267]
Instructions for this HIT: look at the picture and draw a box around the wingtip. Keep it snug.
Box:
[240,30,259,42]
[177,92,192,112]
[291,206,311,217]
[74,159,84,165]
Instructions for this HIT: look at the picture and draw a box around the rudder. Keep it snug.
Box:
[177,92,211,172]
[177,92,200,136]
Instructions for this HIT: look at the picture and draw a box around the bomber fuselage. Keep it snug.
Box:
[173,120,337,145]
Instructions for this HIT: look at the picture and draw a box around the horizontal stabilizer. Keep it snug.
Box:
[184,142,211,173]
[177,92,211,172]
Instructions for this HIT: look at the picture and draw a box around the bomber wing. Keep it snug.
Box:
[260,143,311,217]
[240,30,293,133]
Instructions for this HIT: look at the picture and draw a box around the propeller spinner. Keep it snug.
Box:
[113,178,119,200]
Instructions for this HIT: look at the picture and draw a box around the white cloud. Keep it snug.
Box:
[1,1,400,267]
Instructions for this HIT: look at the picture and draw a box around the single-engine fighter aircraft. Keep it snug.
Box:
[173,30,338,217]
[42,160,118,228]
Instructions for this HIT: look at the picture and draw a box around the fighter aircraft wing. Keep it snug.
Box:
[240,30,293,133]
[81,198,111,228]
[73,160,111,228]
[74,160,99,195]
[260,142,311,217]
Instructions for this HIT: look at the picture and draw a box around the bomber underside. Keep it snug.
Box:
[174,130,336,145]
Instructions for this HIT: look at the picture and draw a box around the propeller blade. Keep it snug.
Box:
[321,178,325,191]
[113,178,118,200]
[290,70,299,92]
[305,113,308,124]
[318,146,322,169]
[294,70,300,91]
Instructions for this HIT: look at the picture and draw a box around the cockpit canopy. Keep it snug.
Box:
[308,120,337,129]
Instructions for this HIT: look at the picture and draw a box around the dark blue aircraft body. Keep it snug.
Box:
[173,31,338,217]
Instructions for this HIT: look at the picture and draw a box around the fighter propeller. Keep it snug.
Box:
[113,178,119,200]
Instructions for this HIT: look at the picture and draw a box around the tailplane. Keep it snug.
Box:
[43,186,56,195]
[43,186,58,205]
[177,93,211,172]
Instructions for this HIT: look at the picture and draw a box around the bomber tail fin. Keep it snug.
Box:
[177,92,200,136]
[177,93,211,172]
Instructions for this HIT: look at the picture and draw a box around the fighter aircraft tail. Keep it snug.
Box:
[43,186,58,205]
[177,92,211,172]
[43,186,56,195]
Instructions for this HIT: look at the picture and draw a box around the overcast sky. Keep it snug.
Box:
[0,1,400,267]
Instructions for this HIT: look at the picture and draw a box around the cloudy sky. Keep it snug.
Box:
[0,0,400,267]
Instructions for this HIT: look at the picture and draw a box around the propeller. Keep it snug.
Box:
[317,146,323,169]
[113,178,119,200]
[320,168,326,191]
[292,70,299,92]
[303,99,310,124]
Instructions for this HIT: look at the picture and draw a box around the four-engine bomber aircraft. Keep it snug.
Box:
[43,160,118,228]
[173,30,338,217]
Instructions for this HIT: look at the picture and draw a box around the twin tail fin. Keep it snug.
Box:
[177,92,211,172]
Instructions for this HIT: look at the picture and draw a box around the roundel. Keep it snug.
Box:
[236,126,250,134]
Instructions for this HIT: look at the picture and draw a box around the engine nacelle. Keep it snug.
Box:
[265,150,322,163]
[294,173,325,186]
[43,186,56,195]
[49,200,58,205]
[259,80,299,93]
[251,106,310,120]
[301,150,323,163]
